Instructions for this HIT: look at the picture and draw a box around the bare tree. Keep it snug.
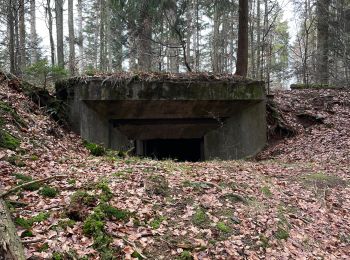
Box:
[68,0,75,75]
[235,0,249,77]
[316,0,330,84]
[30,0,37,64]
[55,0,64,68]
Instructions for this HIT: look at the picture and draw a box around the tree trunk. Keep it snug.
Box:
[55,0,64,68]
[137,2,152,71]
[167,0,179,73]
[0,199,26,260]
[18,0,26,73]
[46,0,55,66]
[7,0,16,74]
[68,0,76,75]
[212,2,220,73]
[235,0,249,77]
[99,0,106,71]
[316,0,331,84]
[77,0,84,72]
[30,0,38,64]
[256,0,261,79]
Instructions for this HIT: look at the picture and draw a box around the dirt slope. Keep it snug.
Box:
[1,74,349,259]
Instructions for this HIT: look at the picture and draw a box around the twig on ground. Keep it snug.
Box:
[0,175,67,198]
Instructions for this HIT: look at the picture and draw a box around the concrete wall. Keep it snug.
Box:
[204,101,266,160]
[68,89,131,151]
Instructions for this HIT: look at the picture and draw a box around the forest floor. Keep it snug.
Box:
[1,73,350,259]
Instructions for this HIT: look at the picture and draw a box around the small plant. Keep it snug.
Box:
[96,180,113,202]
[99,203,129,221]
[58,219,76,229]
[52,252,65,260]
[40,185,59,198]
[83,140,106,156]
[192,207,209,227]
[20,230,34,238]
[14,173,32,182]
[15,212,50,229]
[7,155,25,167]
[150,216,165,229]
[177,251,193,260]
[275,227,289,240]
[30,155,39,161]
[38,242,49,252]
[259,234,269,248]
[261,186,272,197]
[216,222,231,233]
[67,179,76,185]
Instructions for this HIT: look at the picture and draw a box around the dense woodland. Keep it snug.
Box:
[0,0,350,89]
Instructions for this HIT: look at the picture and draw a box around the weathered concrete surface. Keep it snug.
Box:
[56,74,266,160]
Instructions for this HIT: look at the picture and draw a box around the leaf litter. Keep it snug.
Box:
[1,74,350,259]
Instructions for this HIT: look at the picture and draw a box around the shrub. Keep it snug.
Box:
[83,140,106,156]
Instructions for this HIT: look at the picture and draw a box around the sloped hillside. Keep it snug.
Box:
[1,73,349,259]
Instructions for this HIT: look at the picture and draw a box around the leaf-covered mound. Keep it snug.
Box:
[1,74,349,259]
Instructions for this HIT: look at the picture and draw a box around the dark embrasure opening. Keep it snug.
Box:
[139,138,203,162]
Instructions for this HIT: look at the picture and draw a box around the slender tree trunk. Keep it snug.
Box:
[186,7,192,70]
[46,0,55,66]
[256,0,261,79]
[30,0,38,64]
[7,0,16,74]
[99,0,106,71]
[137,2,152,71]
[106,2,112,71]
[18,0,26,73]
[316,0,331,84]
[212,2,220,73]
[235,0,249,77]
[68,0,76,75]
[167,0,179,73]
[55,0,64,68]
[77,0,84,72]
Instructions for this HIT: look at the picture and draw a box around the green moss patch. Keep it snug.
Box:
[149,216,166,229]
[15,212,50,229]
[40,185,59,198]
[216,222,231,233]
[192,207,209,228]
[83,140,106,156]
[0,130,20,150]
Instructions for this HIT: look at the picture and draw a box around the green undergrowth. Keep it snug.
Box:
[177,250,193,260]
[192,207,210,228]
[83,140,106,156]
[149,216,166,229]
[71,180,132,258]
[14,173,41,191]
[40,185,59,198]
[0,130,20,150]
[15,212,50,229]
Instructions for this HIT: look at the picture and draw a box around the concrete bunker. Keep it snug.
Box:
[56,73,266,161]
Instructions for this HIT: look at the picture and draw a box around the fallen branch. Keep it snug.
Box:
[0,175,67,198]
